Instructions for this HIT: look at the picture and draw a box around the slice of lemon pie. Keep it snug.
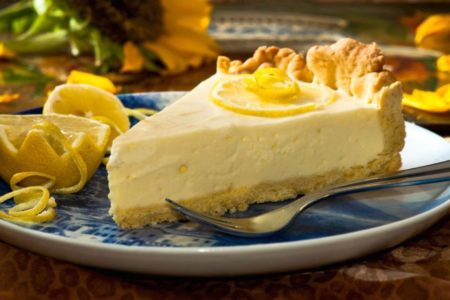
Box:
[107,38,405,228]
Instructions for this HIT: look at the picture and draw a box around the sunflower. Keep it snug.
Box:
[0,0,218,74]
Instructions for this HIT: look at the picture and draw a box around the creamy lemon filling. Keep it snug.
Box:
[107,74,384,212]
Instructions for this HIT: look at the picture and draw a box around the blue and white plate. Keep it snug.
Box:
[1,92,450,276]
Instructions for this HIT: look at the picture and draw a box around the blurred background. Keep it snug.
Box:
[0,0,450,132]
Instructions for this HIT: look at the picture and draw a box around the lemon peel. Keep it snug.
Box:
[32,121,88,194]
[0,114,110,191]
[91,115,125,135]
[10,172,55,191]
[125,108,158,121]
[246,68,300,101]
[0,186,55,223]
[0,120,91,223]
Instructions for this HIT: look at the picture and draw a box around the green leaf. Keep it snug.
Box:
[11,15,34,34]
[1,63,52,96]
[89,29,122,69]
[2,64,51,85]
[0,0,36,34]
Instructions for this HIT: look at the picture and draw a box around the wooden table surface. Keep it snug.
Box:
[1,56,450,300]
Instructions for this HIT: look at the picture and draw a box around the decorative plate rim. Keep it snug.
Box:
[0,190,449,256]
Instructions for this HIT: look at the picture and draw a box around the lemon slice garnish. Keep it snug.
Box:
[210,72,334,117]
[44,84,130,145]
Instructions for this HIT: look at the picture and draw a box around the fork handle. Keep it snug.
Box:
[291,163,450,214]
[335,160,450,190]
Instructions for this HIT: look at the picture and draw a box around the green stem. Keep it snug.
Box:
[0,1,33,19]
[17,13,48,40]
[4,30,69,54]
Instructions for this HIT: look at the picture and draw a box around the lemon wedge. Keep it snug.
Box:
[43,84,130,145]
[0,114,110,189]
[210,73,334,117]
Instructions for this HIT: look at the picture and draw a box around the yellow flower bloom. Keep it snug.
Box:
[142,0,219,74]
[415,14,450,53]
[0,0,218,75]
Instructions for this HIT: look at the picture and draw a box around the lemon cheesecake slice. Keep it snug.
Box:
[107,38,405,228]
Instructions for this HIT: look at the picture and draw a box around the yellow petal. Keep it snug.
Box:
[121,42,144,73]
[162,0,212,33]
[143,42,185,73]
[142,0,218,75]
[0,43,15,59]
[403,89,450,112]
[436,84,450,100]
[437,55,450,72]
[0,93,19,104]
[158,34,217,58]
[144,42,207,75]
[415,14,450,53]
[66,70,118,94]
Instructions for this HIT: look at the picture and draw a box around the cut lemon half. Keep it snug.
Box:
[210,75,334,117]
[0,114,110,189]
[43,84,130,145]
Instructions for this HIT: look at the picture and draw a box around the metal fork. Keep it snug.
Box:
[166,160,450,237]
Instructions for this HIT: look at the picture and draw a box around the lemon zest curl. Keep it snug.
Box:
[0,121,88,223]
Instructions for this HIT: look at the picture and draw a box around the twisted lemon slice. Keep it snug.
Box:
[210,68,335,117]
[0,115,110,222]
[0,114,110,190]
[245,68,300,101]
